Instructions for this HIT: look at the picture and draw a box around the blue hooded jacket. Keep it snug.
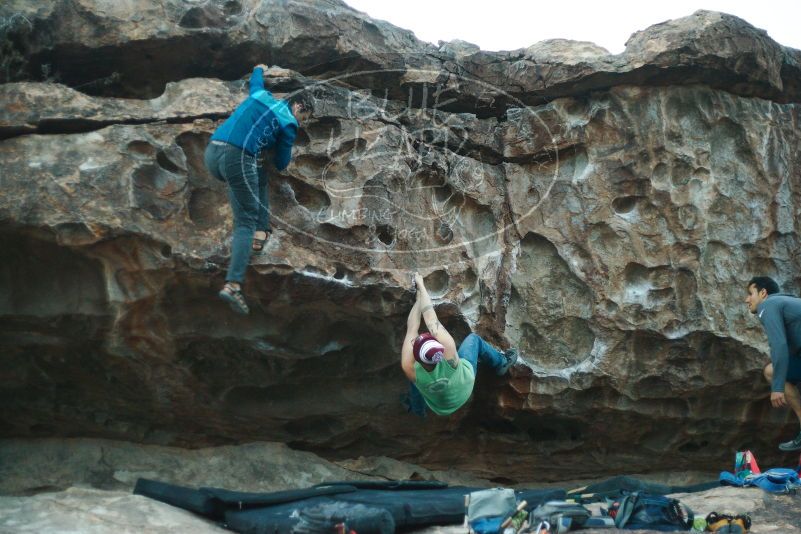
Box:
[211,67,298,169]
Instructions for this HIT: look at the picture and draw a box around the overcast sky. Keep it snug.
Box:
[343,0,800,54]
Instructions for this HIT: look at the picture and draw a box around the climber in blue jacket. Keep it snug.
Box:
[204,64,310,314]
[745,276,801,451]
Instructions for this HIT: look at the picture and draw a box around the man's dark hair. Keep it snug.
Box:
[748,276,779,295]
[285,91,313,113]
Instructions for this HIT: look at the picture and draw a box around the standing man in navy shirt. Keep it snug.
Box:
[745,276,801,451]
[204,64,309,314]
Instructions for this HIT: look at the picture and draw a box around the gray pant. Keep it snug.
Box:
[203,141,270,284]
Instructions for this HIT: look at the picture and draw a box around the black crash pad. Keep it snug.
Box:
[134,478,566,533]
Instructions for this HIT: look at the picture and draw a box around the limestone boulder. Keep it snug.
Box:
[1,0,801,481]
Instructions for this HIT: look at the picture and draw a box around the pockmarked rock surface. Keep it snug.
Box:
[1,0,801,482]
[3,0,801,108]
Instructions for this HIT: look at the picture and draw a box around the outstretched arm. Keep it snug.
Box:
[401,300,421,381]
[249,65,267,95]
[273,124,297,170]
[414,272,458,367]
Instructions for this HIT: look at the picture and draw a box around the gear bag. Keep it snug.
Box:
[609,492,694,531]
[720,467,801,493]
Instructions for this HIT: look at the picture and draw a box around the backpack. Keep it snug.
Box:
[529,500,592,531]
[466,488,518,534]
[609,492,694,531]
[734,450,761,476]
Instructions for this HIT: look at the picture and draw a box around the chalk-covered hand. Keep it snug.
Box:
[413,272,425,290]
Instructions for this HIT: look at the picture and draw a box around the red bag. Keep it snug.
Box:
[735,450,761,475]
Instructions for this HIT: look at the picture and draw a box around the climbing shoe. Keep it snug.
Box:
[706,512,733,533]
[496,348,519,376]
[219,283,249,315]
[778,431,801,452]
[729,514,751,533]
[706,512,751,533]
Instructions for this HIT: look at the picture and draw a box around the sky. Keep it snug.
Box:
[343,0,801,54]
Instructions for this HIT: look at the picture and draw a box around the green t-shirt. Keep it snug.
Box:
[414,359,475,415]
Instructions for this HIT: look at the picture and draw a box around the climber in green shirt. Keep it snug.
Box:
[401,272,518,416]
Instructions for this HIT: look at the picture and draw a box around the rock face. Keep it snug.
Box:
[0,438,490,495]
[0,488,228,533]
[1,0,801,481]
[0,438,380,495]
